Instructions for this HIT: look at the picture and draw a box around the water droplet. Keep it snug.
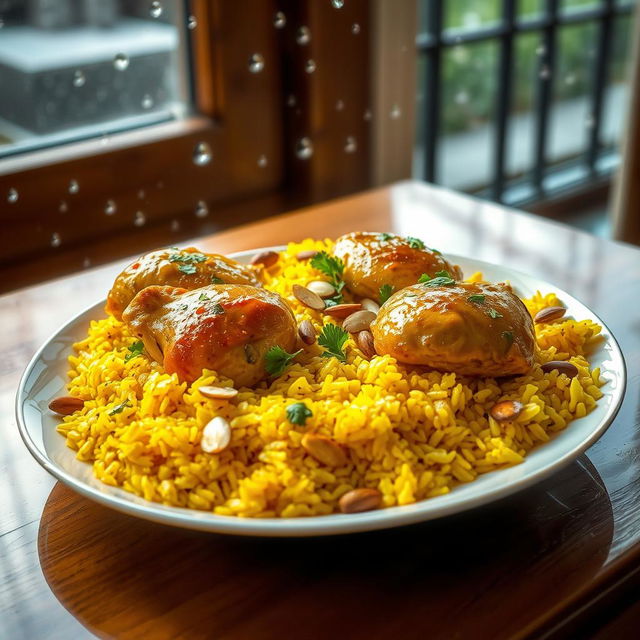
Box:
[257,154,268,168]
[171,219,180,231]
[7,188,18,203]
[454,90,469,105]
[248,53,265,73]
[69,180,79,194]
[142,94,154,109]
[364,109,372,121]
[390,104,401,120]
[585,114,596,129]
[273,11,286,29]
[287,94,297,107]
[150,1,162,18]
[351,23,360,35]
[72,70,86,88]
[105,200,116,215]
[295,137,314,160]
[59,200,68,212]
[336,99,344,111]
[134,211,146,226]
[100,133,110,146]
[536,44,546,56]
[305,59,316,74]
[539,65,550,80]
[138,189,146,199]
[344,136,357,153]
[187,15,197,29]
[51,232,61,248]
[193,141,212,166]
[195,200,209,218]
[564,73,576,86]
[83,257,91,268]
[296,26,311,45]
[331,0,344,8]
[113,53,129,71]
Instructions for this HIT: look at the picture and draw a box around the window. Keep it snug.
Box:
[414,0,637,205]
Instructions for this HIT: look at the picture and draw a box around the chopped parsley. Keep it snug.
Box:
[502,330,514,347]
[210,276,224,284]
[430,247,442,255]
[169,251,207,264]
[211,303,225,315]
[109,400,131,416]
[419,272,456,287]
[310,251,345,303]
[198,293,210,301]
[318,323,349,362]
[468,294,486,304]
[377,232,393,241]
[264,346,303,377]
[286,402,313,426]
[486,308,503,319]
[124,340,144,362]
[379,284,394,304]
[405,236,425,250]
[178,263,197,275]
[179,304,189,311]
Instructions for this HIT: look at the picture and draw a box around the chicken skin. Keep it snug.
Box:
[106,247,262,320]
[370,282,535,377]
[122,284,297,387]
[333,232,463,302]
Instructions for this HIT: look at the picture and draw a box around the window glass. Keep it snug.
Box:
[0,0,189,157]
[559,0,602,13]
[443,0,502,36]
[517,0,545,21]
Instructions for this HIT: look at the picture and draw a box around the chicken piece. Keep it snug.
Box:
[106,247,262,320]
[122,284,297,386]
[333,232,462,302]
[370,282,535,377]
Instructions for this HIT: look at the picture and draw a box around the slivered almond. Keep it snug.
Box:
[250,250,279,268]
[298,319,317,345]
[323,303,362,319]
[307,280,336,298]
[360,298,380,314]
[49,396,84,415]
[489,400,524,422]
[541,360,579,378]
[343,310,377,333]
[301,433,347,467]
[339,488,382,514]
[198,386,238,400]
[293,284,325,310]
[296,249,318,261]
[357,330,376,359]
[534,306,567,324]
[201,416,231,453]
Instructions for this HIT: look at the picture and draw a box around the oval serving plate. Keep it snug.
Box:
[16,248,626,537]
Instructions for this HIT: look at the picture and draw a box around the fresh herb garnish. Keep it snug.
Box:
[468,294,486,304]
[419,273,456,287]
[210,276,224,284]
[286,402,313,426]
[324,295,342,307]
[318,323,349,362]
[486,308,503,319]
[377,232,393,241]
[310,251,345,303]
[109,400,131,416]
[379,284,394,304]
[430,247,442,255]
[211,303,225,315]
[169,251,207,264]
[264,346,303,377]
[435,270,452,278]
[179,304,189,311]
[198,293,210,301]
[406,236,425,250]
[178,263,197,275]
[124,340,144,362]
[502,330,514,347]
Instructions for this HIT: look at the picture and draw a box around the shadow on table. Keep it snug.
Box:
[38,456,613,640]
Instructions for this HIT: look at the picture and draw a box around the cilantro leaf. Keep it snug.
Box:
[265,346,303,377]
[379,284,394,304]
[318,324,349,362]
[502,330,514,347]
[430,247,442,255]
[169,251,207,264]
[198,293,210,301]
[178,263,197,275]
[109,400,132,416]
[419,273,456,287]
[210,276,224,284]
[486,308,503,319]
[124,340,144,362]
[310,251,344,282]
[468,294,486,304]
[286,402,313,426]
[211,303,225,315]
[377,232,393,241]
[405,236,425,250]
[434,270,451,278]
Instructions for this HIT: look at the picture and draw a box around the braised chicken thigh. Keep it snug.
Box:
[333,232,463,302]
[106,247,262,319]
[371,282,535,376]
[122,284,297,386]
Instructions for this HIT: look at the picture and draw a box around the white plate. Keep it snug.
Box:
[16,249,626,537]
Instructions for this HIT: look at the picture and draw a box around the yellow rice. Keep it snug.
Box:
[57,239,605,518]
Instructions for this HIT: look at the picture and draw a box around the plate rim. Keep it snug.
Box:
[15,247,627,536]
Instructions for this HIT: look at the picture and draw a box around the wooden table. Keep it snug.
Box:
[2,181,640,640]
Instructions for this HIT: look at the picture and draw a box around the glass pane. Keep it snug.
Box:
[417,0,430,36]
[0,1,189,157]
[438,40,499,189]
[547,21,598,163]
[443,0,502,36]
[413,53,427,179]
[517,0,545,21]
[506,31,544,179]
[559,0,602,13]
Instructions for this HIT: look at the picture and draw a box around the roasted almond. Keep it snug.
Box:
[357,330,377,359]
[541,360,579,378]
[360,298,380,314]
[323,303,362,319]
[293,284,325,310]
[301,433,347,467]
[339,488,382,514]
[49,396,84,415]
[296,249,318,261]
[201,416,231,453]
[343,310,377,333]
[307,280,336,298]
[298,319,317,345]
[489,400,524,422]
[250,250,279,268]
[198,386,238,400]
[534,306,567,324]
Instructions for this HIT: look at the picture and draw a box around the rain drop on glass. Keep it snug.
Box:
[195,201,209,218]
[134,211,146,227]
[113,53,129,71]
[390,104,401,120]
[193,142,212,166]
[344,136,357,153]
[305,59,316,74]
[69,180,79,194]
[105,200,116,215]
[51,233,61,248]
[257,155,268,168]
[295,137,314,160]
[296,26,311,45]
[150,2,163,19]
[187,15,197,30]
[248,53,265,73]
[331,0,344,8]
[351,23,360,35]
[8,188,18,203]
[273,11,286,29]
[142,94,154,110]
[59,200,68,213]
[72,70,86,88]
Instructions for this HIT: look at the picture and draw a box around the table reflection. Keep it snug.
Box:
[38,456,613,640]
